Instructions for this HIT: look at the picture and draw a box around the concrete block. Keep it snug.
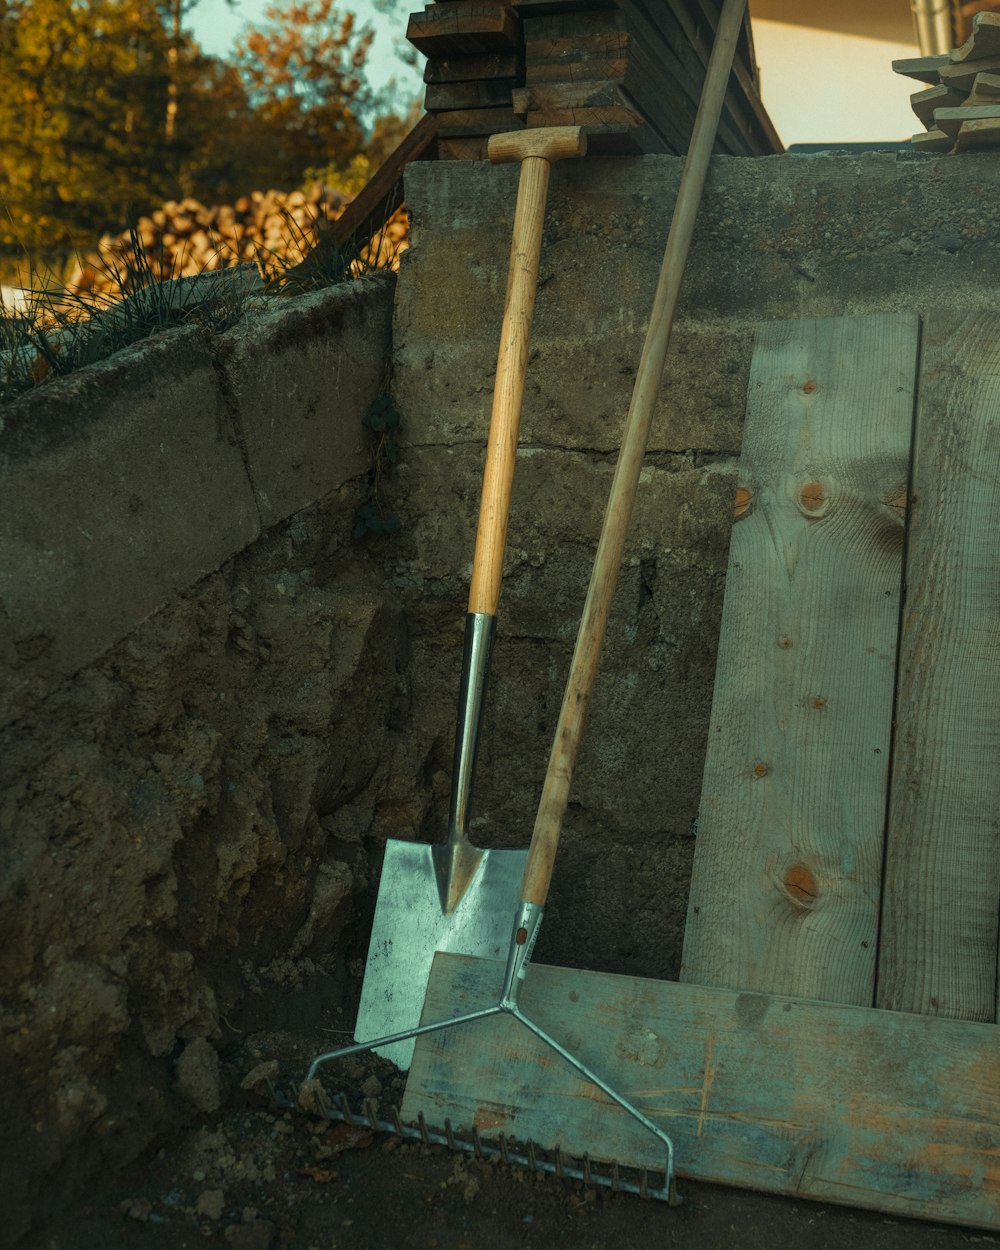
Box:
[216,272,395,529]
[0,326,258,727]
[396,151,1000,458]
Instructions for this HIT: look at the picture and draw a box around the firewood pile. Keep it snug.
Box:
[67,185,409,299]
[896,11,1000,152]
[408,0,782,158]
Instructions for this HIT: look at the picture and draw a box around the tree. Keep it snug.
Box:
[232,0,376,190]
[0,0,174,262]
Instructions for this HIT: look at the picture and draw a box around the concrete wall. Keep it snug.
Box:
[386,149,1000,981]
[0,274,393,729]
[0,274,400,1244]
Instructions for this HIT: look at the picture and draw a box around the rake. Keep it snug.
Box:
[300,0,748,1203]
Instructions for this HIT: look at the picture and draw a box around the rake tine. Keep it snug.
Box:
[445,1119,456,1151]
[583,1154,593,1186]
[418,1112,431,1146]
[391,1106,404,1136]
[554,1146,565,1179]
[363,1099,379,1130]
[499,1135,510,1165]
[472,1126,484,1160]
[337,1092,354,1124]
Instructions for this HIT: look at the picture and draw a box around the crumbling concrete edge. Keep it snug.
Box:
[0,270,396,729]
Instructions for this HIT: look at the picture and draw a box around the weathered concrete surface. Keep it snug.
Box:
[217,274,394,530]
[0,327,258,728]
[0,272,395,731]
[385,149,1000,981]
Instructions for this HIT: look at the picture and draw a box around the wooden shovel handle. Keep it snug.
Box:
[521,0,748,907]
[467,127,587,617]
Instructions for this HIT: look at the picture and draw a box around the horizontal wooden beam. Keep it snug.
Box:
[403,952,1000,1230]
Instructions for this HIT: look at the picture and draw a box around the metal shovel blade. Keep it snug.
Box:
[354,839,527,1068]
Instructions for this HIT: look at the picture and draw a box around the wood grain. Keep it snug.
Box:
[519,0,746,907]
[467,130,585,616]
[404,953,1000,1231]
[953,117,1000,150]
[680,315,920,1005]
[877,311,1000,1022]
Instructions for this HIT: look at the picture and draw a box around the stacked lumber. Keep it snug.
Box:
[896,11,1000,152]
[516,1,779,155]
[408,0,782,158]
[409,3,525,159]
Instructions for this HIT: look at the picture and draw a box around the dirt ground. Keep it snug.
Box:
[34,1002,1000,1250]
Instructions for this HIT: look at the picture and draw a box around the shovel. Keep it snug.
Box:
[354,125,587,1069]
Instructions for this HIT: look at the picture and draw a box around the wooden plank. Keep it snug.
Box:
[434,106,523,135]
[329,113,437,251]
[679,315,920,1005]
[522,100,643,128]
[513,0,616,12]
[404,952,1000,1230]
[940,55,1000,92]
[892,53,950,83]
[407,3,519,56]
[425,78,517,110]
[910,127,953,151]
[953,116,1000,148]
[514,79,632,112]
[525,24,694,152]
[423,53,520,83]
[910,83,966,128]
[951,11,1000,62]
[876,311,1000,1022]
[932,103,1000,135]
[965,70,1000,103]
[526,54,629,83]
[437,135,491,159]
[629,0,783,154]
[526,115,672,154]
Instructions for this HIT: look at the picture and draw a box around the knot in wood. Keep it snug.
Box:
[782,863,819,907]
[796,479,833,518]
[734,486,753,520]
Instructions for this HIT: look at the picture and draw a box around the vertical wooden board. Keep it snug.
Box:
[877,310,1000,1022]
[404,953,1000,1231]
[680,315,919,1005]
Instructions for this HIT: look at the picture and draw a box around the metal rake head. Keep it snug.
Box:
[272,1082,677,1203]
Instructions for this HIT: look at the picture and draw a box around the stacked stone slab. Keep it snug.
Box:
[896,12,1000,153]
[408,0,782,158]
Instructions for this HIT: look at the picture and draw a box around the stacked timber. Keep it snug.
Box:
[408,3,525,159]
[897,12,1000,152]
[408,0,782,158]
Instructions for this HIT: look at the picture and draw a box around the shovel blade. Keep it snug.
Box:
[354,840,527,1069]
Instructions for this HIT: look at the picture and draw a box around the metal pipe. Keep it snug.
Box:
[910,0,954,55]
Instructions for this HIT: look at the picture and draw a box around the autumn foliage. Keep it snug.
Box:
[0,0,409,275]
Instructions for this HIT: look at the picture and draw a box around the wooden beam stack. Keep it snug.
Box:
[897,12,1000,152]
[408,3,525,159]
[407,0,782,159]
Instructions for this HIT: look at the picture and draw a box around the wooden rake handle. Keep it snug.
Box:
[467,127,587,617]
[520,0,748,907]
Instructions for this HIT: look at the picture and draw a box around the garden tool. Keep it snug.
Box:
[353,125,587,1068]
[303,0,746,1199]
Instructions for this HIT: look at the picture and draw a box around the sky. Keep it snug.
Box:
[188,0,424,109]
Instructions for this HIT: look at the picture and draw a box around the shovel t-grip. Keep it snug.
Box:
[467,127,587,617]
